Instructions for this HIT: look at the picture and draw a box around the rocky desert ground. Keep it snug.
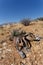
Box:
[0,20,43,65]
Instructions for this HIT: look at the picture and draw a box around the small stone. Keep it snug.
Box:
[20,62,25,65]
[22,60,26,64]
[34,55,35,58]
[40,54,42,57]
[6,49,12,52]
[26,53,29,57]
[2,42,7,50]
[18,51,26,58]
[35,61,37,64]
[1,54,6,59]
[3,42,7,46]
[11,63,14,65]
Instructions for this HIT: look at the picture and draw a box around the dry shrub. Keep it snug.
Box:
[37,17,43,21]
[20,19,31,26]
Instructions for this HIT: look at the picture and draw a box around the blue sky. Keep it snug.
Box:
[0,0,43,24]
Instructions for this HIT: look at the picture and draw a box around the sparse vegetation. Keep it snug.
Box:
[20,19,31,26]
[36,17,43,21]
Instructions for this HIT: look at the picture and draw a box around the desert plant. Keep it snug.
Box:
[37,17,43,21]
[20,19,31,26]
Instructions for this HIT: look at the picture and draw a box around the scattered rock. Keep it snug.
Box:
[22,60,26,64]
[2,42,7,46]
[11,63,14,65]
[18,51,26,59]
[34,35,40,41]
[20,62,25,65]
